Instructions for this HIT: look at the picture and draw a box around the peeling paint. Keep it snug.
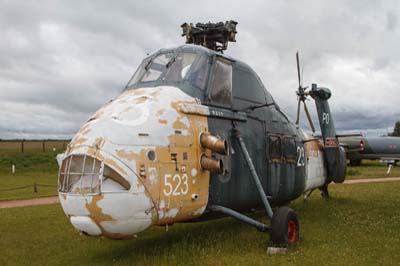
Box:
[85,195,114,222]
[191,206,206,216]
[191,168,197,177]
[148,167,157,185]
[163,208,179,219]
[59,86,211,239]
[156,108,166,117]
[304,140,327,191]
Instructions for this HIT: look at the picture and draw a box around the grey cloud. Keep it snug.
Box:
[387,10,398,31]
[0,0,399,139]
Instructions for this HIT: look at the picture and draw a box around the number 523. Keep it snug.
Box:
[163,174,189,196]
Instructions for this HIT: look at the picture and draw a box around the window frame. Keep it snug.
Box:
[207,55,233,108]
[282,136,297,164]
[267,134,282,163]
[58,154,130,195]
[184,53,212,90]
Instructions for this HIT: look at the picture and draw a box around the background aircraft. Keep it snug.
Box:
[340,136,400,166]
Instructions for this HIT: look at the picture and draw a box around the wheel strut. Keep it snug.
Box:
[234,129,273,219]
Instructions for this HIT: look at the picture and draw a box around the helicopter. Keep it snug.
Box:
[57,20,347,246]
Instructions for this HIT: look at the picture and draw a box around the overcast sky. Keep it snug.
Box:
[0,0,399,139]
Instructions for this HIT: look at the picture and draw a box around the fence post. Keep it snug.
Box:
[42,140,45,152]
[34,182,38,193]
[21,139,25,153]
[12,164,15,176]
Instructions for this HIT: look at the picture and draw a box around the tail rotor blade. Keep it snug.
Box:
[295,99,301,125]
[303,102,316,133]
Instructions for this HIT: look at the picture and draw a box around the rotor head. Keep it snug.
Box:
[181,20,238,52]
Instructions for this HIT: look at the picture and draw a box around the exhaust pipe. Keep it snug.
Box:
[200,133,228,155]
[200,154,224,174]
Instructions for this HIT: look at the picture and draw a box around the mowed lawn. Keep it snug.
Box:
[1,182,399,266]
[346,159,400,179]
[0,151,59,200]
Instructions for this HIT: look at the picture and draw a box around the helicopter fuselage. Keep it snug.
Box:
[58,45,329,239]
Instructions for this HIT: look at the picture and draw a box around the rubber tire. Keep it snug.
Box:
[270,207,299,247]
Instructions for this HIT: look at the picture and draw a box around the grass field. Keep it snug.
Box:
[0,151,58,200]
[1,182,399,266]
[346,159,400,179]
[0,148,399,201]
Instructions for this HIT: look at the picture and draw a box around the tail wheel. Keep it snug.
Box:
[270,207,299,246]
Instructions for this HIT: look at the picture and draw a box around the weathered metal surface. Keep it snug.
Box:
[58,43,343,240]
[179,103,247,121]
[200,154,224,174]
[310,84,346,183]
[200,133,228,155]
[303,138,327,191]
[235,131,274,219]
[59,86,211,238]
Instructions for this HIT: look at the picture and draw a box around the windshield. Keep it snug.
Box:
[127,52,209,89]
[142,53,173,82]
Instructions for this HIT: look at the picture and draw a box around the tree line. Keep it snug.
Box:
[390,121,400,137]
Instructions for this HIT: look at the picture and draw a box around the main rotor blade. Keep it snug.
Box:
[295,99,301,125]
[296,51,301,87]
[303,101,316,133]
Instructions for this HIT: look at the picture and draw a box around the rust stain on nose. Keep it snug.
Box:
[85,194,114,222]
[156,108,166,117]
[116,149,138,161]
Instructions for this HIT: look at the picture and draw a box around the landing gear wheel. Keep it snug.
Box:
[270,207,299,247]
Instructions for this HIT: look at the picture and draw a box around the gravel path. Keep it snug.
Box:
[0,196,59,209]
[1,177,400,209]
[343,177,400,184]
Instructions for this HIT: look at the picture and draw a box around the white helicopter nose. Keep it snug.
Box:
[59,86,202,238]
[65,191,154,239]
[58,153,156,239]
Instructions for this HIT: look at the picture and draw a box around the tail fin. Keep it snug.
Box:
[310,83,346,183]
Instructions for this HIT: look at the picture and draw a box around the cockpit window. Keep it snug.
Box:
[129,57,150,85]
[209,58,232,107]
[164,53,197,81]
[141,53,174,82]
[186,54,210,90]
[126,51,209,90]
